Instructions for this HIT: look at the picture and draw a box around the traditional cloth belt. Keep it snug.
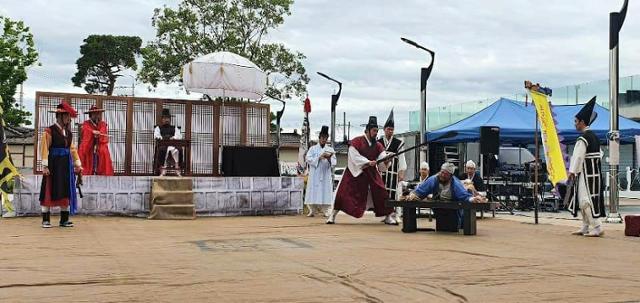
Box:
[51,148,78,215]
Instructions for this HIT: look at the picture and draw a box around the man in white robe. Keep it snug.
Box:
[305,126,336,217]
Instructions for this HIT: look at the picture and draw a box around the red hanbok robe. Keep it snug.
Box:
[78,120,114,176]
[333,135,393,218]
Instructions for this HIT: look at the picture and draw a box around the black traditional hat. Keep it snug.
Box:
[161,108,171,118]
[365,116,379,130]
[383,108,394,128]
[319,125,329,137]
[575,96,597,126]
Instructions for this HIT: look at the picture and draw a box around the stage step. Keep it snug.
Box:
[149,177,195,220]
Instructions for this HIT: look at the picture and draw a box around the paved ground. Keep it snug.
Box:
[1,209,640,303]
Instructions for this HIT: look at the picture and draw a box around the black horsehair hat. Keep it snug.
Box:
[575,96,597,126]
[384,108,394,128]
[161,108,171,118]
[319,125,329,137]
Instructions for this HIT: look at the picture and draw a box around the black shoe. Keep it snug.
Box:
[42,212,52,228]
[59,221,74,227]
[59,211,74,227]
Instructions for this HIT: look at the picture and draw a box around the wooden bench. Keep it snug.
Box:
[385,200,498,235]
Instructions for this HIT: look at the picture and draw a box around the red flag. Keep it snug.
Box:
[303,96,311,113]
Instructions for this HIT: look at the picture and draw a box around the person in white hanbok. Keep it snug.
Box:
[304,126,336,217]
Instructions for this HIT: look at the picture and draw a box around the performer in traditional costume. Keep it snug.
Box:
[405,163,485,229]
[327,116,397,225]
[304,126,336,217]
[39,102,82,228]
[154,108,182,176]
[418,161,430,183]
[78,105,114,176]
[460,160,485,192]
[378,109,407,200]
[567,98,606,237]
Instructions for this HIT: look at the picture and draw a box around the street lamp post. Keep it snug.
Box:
[269,96,286,175]
[606,0,629,224]
[317,72,342,148]
[401,37,435,165]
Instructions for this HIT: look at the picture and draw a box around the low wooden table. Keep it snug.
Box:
[385,200,498,235]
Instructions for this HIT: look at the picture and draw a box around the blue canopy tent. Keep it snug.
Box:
[427,98,640,145]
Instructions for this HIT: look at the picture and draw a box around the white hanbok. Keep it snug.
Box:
[304,144,337,205]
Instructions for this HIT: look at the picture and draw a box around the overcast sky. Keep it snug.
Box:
[2,0,639,137]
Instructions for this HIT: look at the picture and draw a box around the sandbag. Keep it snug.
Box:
[149,177,195,220]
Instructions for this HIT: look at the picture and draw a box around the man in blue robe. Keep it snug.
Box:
[406,162,485,229]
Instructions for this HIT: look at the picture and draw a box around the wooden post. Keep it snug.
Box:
[241,103,248,146]
[185,102,192,176]
[213,103,220,176]
[124,98,134,175]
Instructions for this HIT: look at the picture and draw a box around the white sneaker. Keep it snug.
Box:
[585,226,604,237]
[326,210,338,224]
[571,226,589,236]
[383,214,398,225]
[2,211,16,218]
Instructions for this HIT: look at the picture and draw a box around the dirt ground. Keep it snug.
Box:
[1,212,640,303]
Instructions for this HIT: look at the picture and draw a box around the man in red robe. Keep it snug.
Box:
[327,116,397,225]
[78,105,114,176]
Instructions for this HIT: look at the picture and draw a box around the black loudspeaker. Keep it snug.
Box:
[480,126,500,155]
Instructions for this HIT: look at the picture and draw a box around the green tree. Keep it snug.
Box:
[0,15,39,126]
[139,0,309,101]
[72,35,142,96]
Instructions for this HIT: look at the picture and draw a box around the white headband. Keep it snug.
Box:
[440,162,455,174]
[465,160,476,168]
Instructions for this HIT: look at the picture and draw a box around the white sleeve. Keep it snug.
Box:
[330,152,337,167]
[306,146,320,168]
[569,139,587,174]
[154,126,162,139]
[398,152,407,172]
[347,146,370,177]
[377,151,391,172]
[173,127,182,140]
[396,140,407,172]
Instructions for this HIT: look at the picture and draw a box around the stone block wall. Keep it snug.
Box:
[12,176,304,217]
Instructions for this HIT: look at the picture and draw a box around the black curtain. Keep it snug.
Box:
[221,146,280,177]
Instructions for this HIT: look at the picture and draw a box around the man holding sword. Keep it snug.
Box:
[327,116,397,225]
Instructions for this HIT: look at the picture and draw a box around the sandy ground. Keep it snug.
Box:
[1,211,640,303]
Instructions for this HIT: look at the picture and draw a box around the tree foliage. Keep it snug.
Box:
[0,15,39,126]
[139,0,309,101]
[72,35,142,96]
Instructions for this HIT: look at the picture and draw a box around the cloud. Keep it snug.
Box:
[4,0,640,135]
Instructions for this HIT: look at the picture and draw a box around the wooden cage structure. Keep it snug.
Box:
[34,92,271,176]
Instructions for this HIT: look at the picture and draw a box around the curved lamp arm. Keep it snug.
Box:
[610,0,629,50]
[317,72,342,111]
[401,37,435,88]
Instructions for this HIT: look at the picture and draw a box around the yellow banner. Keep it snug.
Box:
[530,91,567,185]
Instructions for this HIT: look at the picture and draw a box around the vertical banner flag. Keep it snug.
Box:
[530,90,567,185]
